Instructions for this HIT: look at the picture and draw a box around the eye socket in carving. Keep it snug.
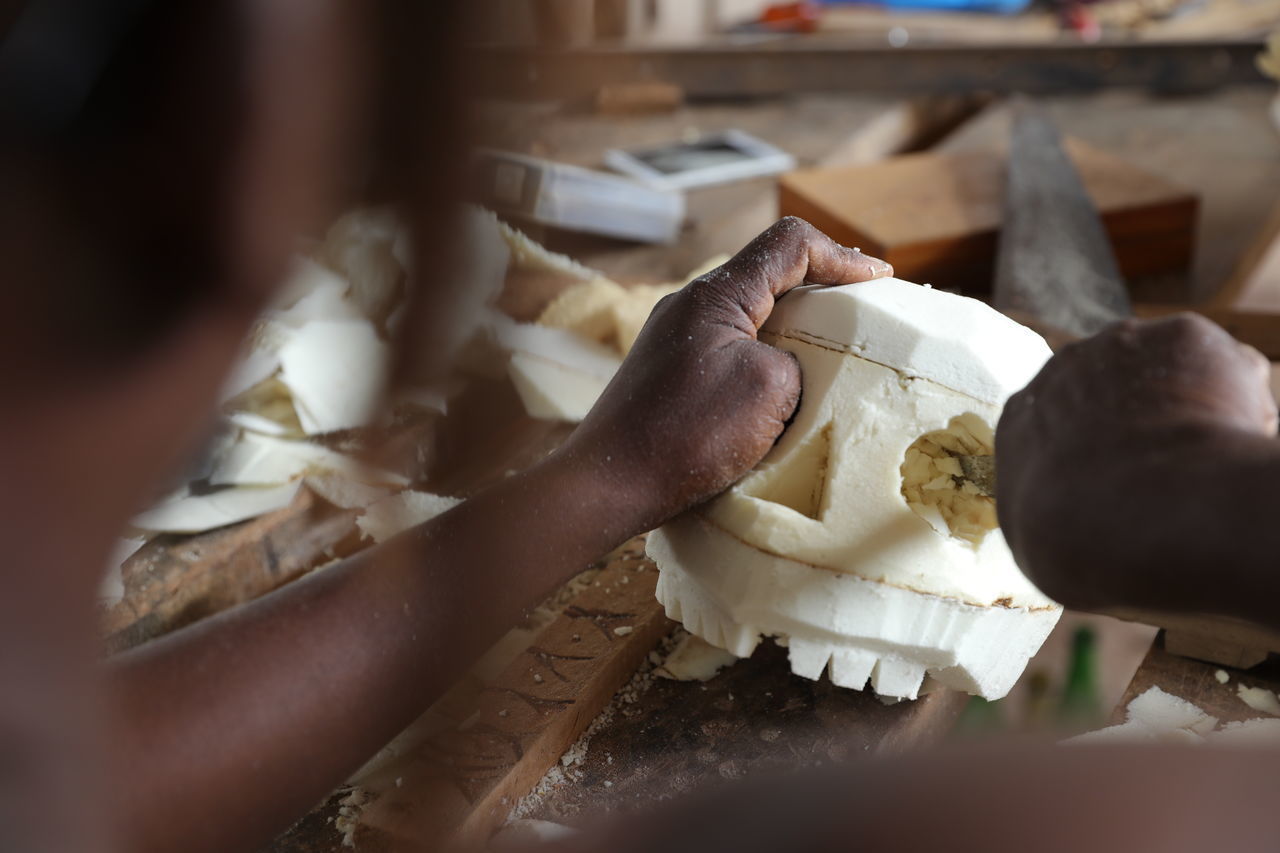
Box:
[739,422,833,520]
[900,413,997,547]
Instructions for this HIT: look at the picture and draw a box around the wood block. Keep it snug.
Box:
[594,82,683,115]
[778,139,1198,294]
[352,538,673,849]
[1102,606,1280,669]
[816,95,990,169]
[1164,630,1269,670]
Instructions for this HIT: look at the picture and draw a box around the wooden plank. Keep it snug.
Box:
[104,487,362,653]
[1102,606,1280,669]
[352,538,673,849]
[264,793,351,853]
[1214,196,1280,311]
[594,82,683,115]
[779,140,1197,294]
[468,40,1269,101]
[818,6,1059,44]
[517,642,968,825]
[1114,632,1280,726]
[934,98,1013,155]
[531,0,596,47]
[812,95,990,169]
[822,4,1280,51]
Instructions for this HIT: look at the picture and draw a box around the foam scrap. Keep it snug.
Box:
[657,631,740,682]
[356,490,462,543]
[1064,686,1217,745]
[1209,718,1280,746]
[1236,683,1280,716]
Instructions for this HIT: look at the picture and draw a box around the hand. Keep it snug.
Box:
[555,217,892,533]
[996,313,1277,609]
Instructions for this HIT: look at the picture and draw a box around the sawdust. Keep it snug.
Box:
[509,628,684,821]
[333,787,368,848]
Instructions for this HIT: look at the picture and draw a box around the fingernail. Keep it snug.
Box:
[865,254,893,278]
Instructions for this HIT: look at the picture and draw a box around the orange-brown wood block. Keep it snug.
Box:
[779,139,1197,294]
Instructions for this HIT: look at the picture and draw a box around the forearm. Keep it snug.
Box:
[107,452,645,853]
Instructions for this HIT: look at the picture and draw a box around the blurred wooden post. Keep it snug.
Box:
[532,0,596,46]
[703,0,721,35]
[596,0,632,40]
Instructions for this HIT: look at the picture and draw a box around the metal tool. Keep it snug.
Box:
[954,452,997,498]
[957,101,1134,499]
[993,101,1132,337]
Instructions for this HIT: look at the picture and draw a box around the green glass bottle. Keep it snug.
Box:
[1057,625,1103,733]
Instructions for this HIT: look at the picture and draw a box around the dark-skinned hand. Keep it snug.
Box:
[556,217,893,533]
[997,313,1277,611]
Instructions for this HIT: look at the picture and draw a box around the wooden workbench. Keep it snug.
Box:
[147,88,1280,850]
[1116,632,1280,729]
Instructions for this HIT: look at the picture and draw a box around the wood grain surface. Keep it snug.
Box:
[1114,632,1280,726]
[1102,606,1280,669]
[105,487,363,653]
[517,642,968,827]
[352,538,673,850]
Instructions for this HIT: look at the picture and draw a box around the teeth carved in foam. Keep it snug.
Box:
[647,278,1061,700]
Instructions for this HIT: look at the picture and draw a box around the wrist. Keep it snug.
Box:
[533,444,660,548]
[1076,424,1278,620]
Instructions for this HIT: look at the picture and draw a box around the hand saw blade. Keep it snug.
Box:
[993,103,1131,338]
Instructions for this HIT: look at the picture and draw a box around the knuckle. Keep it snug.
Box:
[999,385,1033,418]
[747,351,796,394]
[769,216,816,245]
[774,214,810,231]
[680,278,737,324]
[1165,311,1215,335]
[1238,341,1268,368]
[652,290,683,316]
[1101,318,1143,347]
[1152,312,1224,349]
